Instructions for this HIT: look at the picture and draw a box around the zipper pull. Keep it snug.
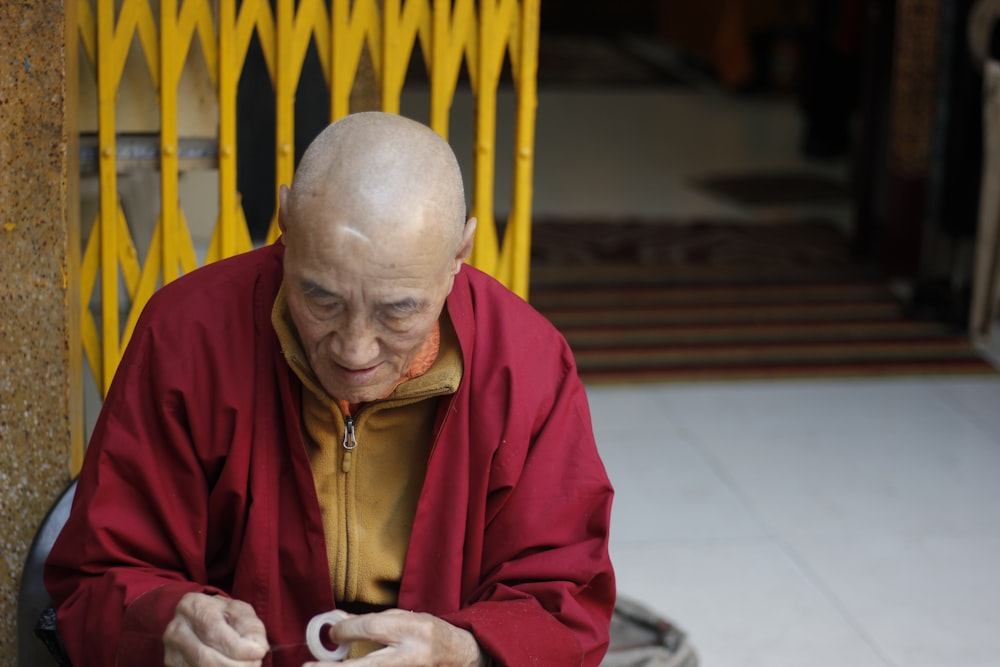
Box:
[341,416,358,473]
[342,416,358,450]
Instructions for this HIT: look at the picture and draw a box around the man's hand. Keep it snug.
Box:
[309,609,487,666]
[163,592,269,667]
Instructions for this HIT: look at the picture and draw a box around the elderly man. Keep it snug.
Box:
[45,112,615,666]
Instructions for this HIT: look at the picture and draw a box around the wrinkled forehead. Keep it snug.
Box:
[284,198,457,284]
[293,168,462,233]
[289,189,450,248]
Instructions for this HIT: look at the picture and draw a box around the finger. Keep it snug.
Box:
[223,600,269,653]
[180,595,268,662]
[205,608,267,661]
[165,616,265,667]
[328,609,425,647]
[302,644,399,667]
[329,612,482,667]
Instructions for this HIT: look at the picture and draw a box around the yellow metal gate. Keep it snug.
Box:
[76,0,539,466]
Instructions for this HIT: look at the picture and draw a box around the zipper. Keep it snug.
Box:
[341,416,358,473]
[333,386,457,599]
[342,417,358,451]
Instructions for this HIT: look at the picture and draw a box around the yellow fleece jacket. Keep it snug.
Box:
[272,286,462,615]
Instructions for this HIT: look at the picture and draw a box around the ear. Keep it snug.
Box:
[453,217,477,270]
[277,185,291,240]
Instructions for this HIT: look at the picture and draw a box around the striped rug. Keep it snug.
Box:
[528,220,998,383]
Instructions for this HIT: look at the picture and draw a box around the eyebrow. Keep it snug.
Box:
[300,280,339,299]
[383,297,426,313]
[299,280,426,312]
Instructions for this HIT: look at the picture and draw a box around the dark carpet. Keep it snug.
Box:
[528,219,998,383]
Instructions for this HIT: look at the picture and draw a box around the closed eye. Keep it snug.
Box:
[300,282,344,316]
[381,298,424,317]
[377,299,427,329]
[306,299,343,320]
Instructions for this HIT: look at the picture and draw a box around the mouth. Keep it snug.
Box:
[336,362,382,384]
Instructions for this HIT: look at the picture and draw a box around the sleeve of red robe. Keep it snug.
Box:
[448,378,614,666]
[43,257,263,667]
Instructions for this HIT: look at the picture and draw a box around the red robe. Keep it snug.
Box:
[45,242,615,666]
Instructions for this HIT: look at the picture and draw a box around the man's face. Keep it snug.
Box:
[283,201,457,405]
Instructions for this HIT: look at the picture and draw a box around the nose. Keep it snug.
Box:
[330,313,380,369]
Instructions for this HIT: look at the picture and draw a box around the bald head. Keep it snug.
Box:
[283,112,467,250]
[279,113,476,403]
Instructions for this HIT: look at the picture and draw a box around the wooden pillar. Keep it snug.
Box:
[0,0,81,663]
[883,0,943,277]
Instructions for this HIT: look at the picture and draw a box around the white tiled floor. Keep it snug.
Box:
[483,86,1000,666]
[593,378,1000,667]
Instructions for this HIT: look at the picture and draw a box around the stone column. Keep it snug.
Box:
[0,0,81,663]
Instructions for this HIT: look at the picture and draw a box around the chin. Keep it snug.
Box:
[327,377,394,405]
[337,387,376,403]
